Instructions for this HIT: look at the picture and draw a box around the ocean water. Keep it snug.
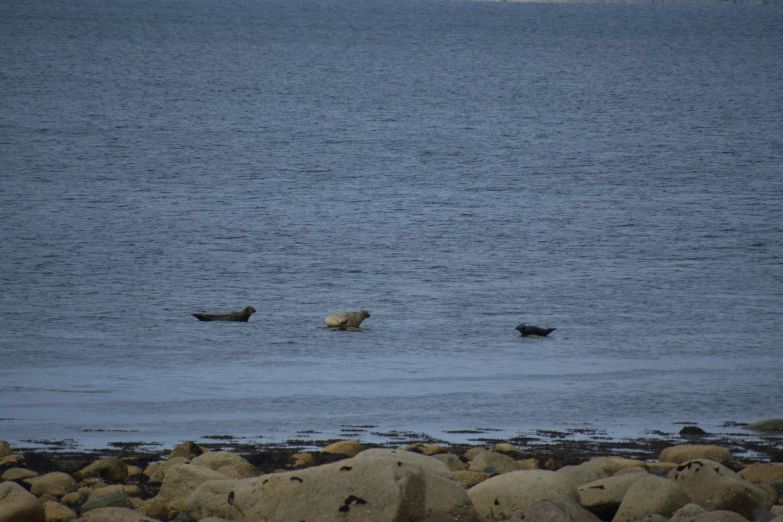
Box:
[1,0,782,450]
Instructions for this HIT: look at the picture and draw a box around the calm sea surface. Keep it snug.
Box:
[2,0,782,450]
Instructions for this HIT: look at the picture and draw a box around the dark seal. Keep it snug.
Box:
[515,324,556,337]
[190,306,256,322]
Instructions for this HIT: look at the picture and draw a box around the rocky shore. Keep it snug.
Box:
[1,419,782,522]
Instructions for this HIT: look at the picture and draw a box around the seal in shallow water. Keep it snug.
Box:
[190,306,256,322]
[324,309,371,329]
[516,324,556,337]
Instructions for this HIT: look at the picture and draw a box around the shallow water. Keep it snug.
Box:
[1,0,782,450]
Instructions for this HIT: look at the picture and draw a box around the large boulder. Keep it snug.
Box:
[76,458,128,483]
[613,475,690,522]
[669,459,772,520]
[659,445,733,464]
[24,472,78,497]
[468,469,579,521]
[578,471,648,520]
[0,481,45,522]
[186,448,477,522]
[0,442,10,460]
[506,499,602,521]
[190,451,258,478]
[354,449,477,522]
[187,450,430,522]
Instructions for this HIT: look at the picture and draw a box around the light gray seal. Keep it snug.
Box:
[516,324,556,337]
[324,309,371,329]
[189,306,256,322]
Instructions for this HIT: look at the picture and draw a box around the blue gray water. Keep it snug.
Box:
[2,0,782,450]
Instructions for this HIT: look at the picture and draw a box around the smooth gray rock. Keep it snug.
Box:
[578,471,648,520]
[0,481,45,522]
[507,499,602,521]
[670,459,772,520]
[612,475,690,522]
[80,491,132,514]
[468,469,579,521]
[557,465,609,489]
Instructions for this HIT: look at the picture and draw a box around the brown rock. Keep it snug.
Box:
[125,465,142,478]
[43,500,77,522]
[578,471,648,519]
[670,459,772,520]
[740,463,783,483]
[0,455,25,468]
[24,472,78,498]
[37,494,57,504]
[613,475,691,522]
[322,439,362,457]
[583,456,646,475]
[519,458,540,470]
[493,443,527,457]
[76,458,128,483]
[87,485,140,499]
[432,454,467,472]
[169,441,208,460]
[556,465,610,489]
[1,468,38,481]
[453,470,493,489]
[421,445,448,456]
[467,469,579,520]
[464,447,489,461]
[190,451,258,478]
[0,442,11,460]
[546,457,565,471]
[0,481,45,522]
[287,452,316,468]
[659,444,733,464]
[143,456,189,483]
[468,451,520,474]
[59,492,84,506]
[145,463,228,516]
